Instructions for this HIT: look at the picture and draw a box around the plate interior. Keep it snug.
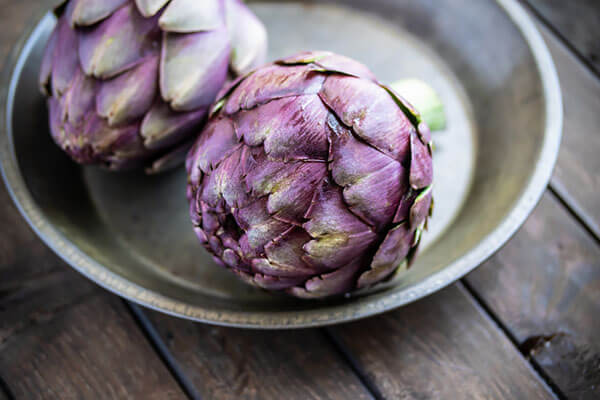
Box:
[4,0,550,325]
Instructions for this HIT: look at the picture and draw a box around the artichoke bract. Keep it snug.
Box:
[39,0,267,172]
[186,51,434,298]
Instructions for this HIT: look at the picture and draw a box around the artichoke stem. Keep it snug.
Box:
[390,79,446,131]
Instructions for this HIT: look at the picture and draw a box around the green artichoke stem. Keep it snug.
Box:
[390,79,446,131]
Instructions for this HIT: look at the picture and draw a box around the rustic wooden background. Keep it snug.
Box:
[1,0,599,399]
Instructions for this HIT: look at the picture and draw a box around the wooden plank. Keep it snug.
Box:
[0,297,186,400]
[328,285,555,399]
[0,0,55,58]
[146,311,373,400]
[540,26,600,239]
[0,2,186,397]
[526,0,600,74]
[0,185,186,399]
[466,193,600,398]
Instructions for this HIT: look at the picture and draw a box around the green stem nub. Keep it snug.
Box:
[390,79,446,132]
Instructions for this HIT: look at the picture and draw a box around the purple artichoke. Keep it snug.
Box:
[39,0,267,172]
[186,51,434,298]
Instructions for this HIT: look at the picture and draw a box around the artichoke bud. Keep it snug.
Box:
[186,51,436,298]
[40,0,267,172]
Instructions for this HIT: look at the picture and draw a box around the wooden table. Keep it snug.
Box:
[1,1,599,399]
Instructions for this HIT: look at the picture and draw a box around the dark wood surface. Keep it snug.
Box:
[526,0,600,74]
[1,1,600,399]
[0,2,184,398]
[543,24,600,239]
[145,282,556,400]
[463,20,600,399]
[329,285,554,399]
[147,312,373,400]
[468,193,600,399]
[0,189,186,399]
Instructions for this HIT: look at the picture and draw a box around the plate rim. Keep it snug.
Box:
[0,0,563,328]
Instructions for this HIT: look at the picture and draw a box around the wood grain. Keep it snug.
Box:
[0,3,186,398]
[466,193,600,399]
[527,0,600,74]
[541,26,600,238]
[327,285,555,400]
[0,184,186,398]
[0,296,185,400]
[0,1,595,399]
[0,0,55,60]
[146,311,373,400]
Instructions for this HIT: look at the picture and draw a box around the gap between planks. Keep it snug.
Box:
[125,299,383,400]
[126,282,561,400]
[548,183,600,245]
[453,5,600,391]
[322,328,382,400]
[519,0,600,242]
[521,0,600,80]
[459,280,566,400]
[125,301,202,400]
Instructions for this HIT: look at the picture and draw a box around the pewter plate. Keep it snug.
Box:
[0,0,562,328]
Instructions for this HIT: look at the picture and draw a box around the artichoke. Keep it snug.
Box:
[186,51,434,298]
[39,0,267,172]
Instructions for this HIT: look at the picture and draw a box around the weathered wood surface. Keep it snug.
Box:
[328,285,555,400]
[0,1,58,68]
[0,186,187,399]
[460,18,600,397]
[527,0,600,74]
[539,25,600,239]
[462,18,600,399]
[0,3,186,398]
[147,281,558,400]
[466,193,600,399]
[1,0,599,399]
[146,311,373,400]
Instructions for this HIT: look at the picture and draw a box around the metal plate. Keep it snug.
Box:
[0,0,562,328]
